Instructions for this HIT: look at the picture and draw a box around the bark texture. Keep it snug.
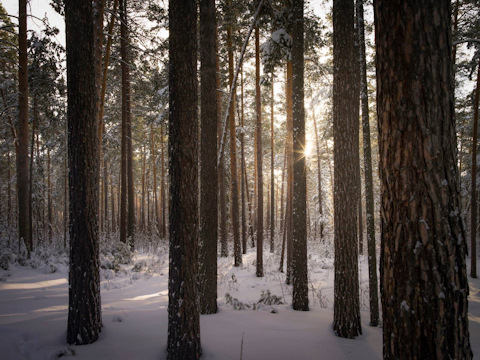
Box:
[375,1,472,358]
[199,0,218,315]
[167,0,201,358]
[333,0,362,338]
[291,0,308,311]
[65,0,102,345]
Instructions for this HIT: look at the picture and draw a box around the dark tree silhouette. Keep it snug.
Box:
[167,0,201,358]
[65,0,102,345]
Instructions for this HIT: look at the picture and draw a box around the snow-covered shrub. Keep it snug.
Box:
[132,260,147,272]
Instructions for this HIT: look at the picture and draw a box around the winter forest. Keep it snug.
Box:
[0,0,480,359]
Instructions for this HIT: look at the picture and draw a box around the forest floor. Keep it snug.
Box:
[0,241,479,360]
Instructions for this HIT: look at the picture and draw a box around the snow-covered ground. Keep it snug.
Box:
[0,243,478,359]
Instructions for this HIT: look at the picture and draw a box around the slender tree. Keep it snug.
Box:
[17,0,31,254]
[333,0,362,338]
[199,0,218,315]
[470,62,480,279]
[376,0,472,358]
[119,0,128,244]
[355,0,379,325]
[227,0,242,267]
[270,73,275,253]
[167,0,201,357]
[65,0,101,345]
[255,20,264,277]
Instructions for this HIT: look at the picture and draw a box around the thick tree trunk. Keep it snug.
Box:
[17,0,31,255]
[199,0,218,315]
[291,0,308,311]
[333,0,362,338]
[255,26,264,277]
[65,0,101,344]
[376,1,472,358]
[355,0,379,326]
[227,6,242,267]
[167,0,201,357]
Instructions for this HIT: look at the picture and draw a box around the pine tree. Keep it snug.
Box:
[65,0,102,345]
[199,0,218,315]
[355,0,379,326]
[167,0,201,357]
[376,0,472,357]
[333,0,362,338]
[17,0,31,255]
[291,0,308,311]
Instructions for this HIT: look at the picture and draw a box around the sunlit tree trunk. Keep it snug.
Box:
[241,64,247,254]
[291,0,308,311]
[356,0,378,326]
[376,0,472,357]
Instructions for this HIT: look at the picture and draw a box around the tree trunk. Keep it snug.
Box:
[17,0,31,255]
[218,29,228,258]
[227,5,242,267]
[270,73,275,253]
[286,60,293,285]
[111,177,116,232]
[241,64,247,254]
[167,0,201,357]
[255,26,264,277]
[356,0,379,326]
[161,122,167,238]
[119,0,128,245]
[333,0,362,338]
[375,0,472,358]
[47,148,52,242]
[29,99,36,248]
[125,0,135,249]
[312,108,324,240]
[291,0,308,311]
[151,124,159,234]
[65,0,101,344]
[471,62,480,279]
[199,0,218,315]
[141,145,146,233]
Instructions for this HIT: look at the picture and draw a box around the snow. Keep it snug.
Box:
[0,246,479,359]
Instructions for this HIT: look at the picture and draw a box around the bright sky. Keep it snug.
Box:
[3,0,65,45]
